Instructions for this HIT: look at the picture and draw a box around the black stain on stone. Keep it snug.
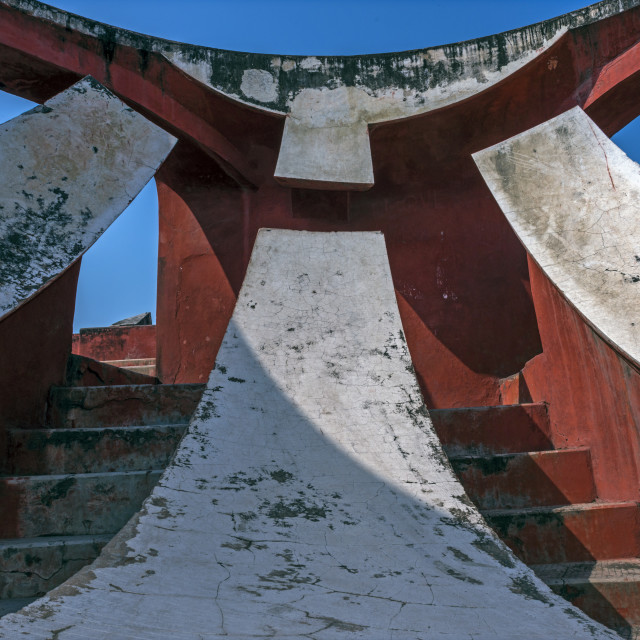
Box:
[510,575,551,604]
[435,560,483,584]
[270,469,293,483]
[32,105,53,115]
[39,476,76,507]
[471,533,516,569]
[265,498,328,523]
[447,546,473,563]
[451,454,511,476]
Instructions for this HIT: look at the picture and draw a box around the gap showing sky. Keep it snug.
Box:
[1,0,639,331]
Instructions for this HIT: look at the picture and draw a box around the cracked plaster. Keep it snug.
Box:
[0,76,176,320]
[473,107,640,367]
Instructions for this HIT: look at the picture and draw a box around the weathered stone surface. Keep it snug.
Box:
[65,354,159,387]
[534,559,640,632]
[449,448,596,509]
[7,0,638,189]
[275,110,374,190]
[486,501,640,565]
[0,535,111,599]
[6,0,637,114]
[48,384,204,429]
[3,424,186,475]
[0,230,616,638]
[474,107,640,366]
[430,403,553,457]
[0,76,175,319]
[0,470,162,538]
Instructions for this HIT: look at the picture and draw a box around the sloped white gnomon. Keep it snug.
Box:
[0,230,616,639]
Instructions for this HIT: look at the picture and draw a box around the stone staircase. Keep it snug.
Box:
[102,358,157,377]
[431,403,640,639]
[0,382,204,616]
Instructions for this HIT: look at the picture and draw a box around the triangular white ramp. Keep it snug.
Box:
[0,230,616,638]
[0,76,176,319]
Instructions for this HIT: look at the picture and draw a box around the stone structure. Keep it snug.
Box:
[1,0,640,637]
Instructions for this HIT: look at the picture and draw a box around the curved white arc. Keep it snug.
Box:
[0,76,176,320]
[474,106,640,367]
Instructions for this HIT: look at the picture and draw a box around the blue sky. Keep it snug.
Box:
[1,0,638,331]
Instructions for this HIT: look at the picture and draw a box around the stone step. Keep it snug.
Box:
[0,534,111,599]
[429,403,553,457]
[103,359,157,377]
[47,383,205,429]
[0,597,38,617]
[3,424,187,475]
[65,354,160,388]
[124,365,156,376]
[450,448,596,509]
[0,470,161,538]
[484,501,640,565]
[533,559,640,637]
[103,359,156,368]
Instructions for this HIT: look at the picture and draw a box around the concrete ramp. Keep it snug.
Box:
[0,76,176,319]
[473,107,640,366]
[0,230,615,638]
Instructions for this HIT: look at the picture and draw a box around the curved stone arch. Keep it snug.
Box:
[5,0,640,190]
[473,106,640,369]
[0,76,176,320]
[4,0,637,115]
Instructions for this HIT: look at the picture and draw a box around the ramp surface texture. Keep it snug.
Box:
[473,107,640,366]
[0,230,616,638]
[0,76,176,319]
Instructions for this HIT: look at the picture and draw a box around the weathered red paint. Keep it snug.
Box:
[552,571,640,631]
[430,404,554,456]
[0,262,79,429]
[451,448,596,510]
[521,258,640,503]
[487,501,640,565]
[47,384,204,430]
[72,325,156,362]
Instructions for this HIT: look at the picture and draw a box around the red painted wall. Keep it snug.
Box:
[154,142,240,385]
[0,262,80,429]
[521,258,640,502]
[72,325,156,362]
